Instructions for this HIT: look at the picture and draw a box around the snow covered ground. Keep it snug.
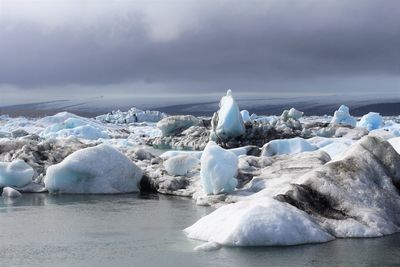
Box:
[1,95,400,249]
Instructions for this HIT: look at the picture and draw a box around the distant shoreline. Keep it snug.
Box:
[1,99,399,118]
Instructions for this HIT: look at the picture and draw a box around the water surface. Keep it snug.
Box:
[0,194,399,267]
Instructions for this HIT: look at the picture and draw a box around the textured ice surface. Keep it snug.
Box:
[0,159,34,188]
[44,144,142,194]
[200,141,238,195]
[185,197,334,246]
[261,137,316,157]
[330,105,357,127]
[157,115,202,137]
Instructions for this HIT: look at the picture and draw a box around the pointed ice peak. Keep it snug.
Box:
[226,89,232,96]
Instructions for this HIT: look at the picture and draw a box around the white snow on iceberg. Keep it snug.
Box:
[185,197,334,246]
[44,144,142,194]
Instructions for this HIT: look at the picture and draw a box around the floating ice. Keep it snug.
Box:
[164,155,199,176]
[2,187,22,198]
[96,107,167,124]
[261,137,316,157]
[41,115,109,140]
[185,197,334,246]
[357,112,384,131]
[213,90,245,140]
[44,144,142,194]
[200,141,238,195]
[330,105,357,127]
[0,159,34,188]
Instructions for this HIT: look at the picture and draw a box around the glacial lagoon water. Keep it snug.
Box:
[1,194,399,267]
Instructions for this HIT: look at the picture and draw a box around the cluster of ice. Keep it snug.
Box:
[0,159,34,188]
[96,107,167,124]
[157,115,202,137]
[163,155,199,176]
[200,141,238,195]
[212,90,245,141]
[44,144,142,194]
[330,105,357,127]
[357,112,384,131]
[187,136,400,247]
[40,116,109,140]
[185,197,334,246]
[261,137,316,157]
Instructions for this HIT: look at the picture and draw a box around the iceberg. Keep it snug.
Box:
[288,108,304,120]
[200,141,238,195]
[44,144,143,194]
[330,105,357,127]
[41,116,109,140]
[96,107,167,124]
[2,187,22,198]
[163,155,199,176]
[357,112,384,131]
[185,197,334,246]
[261,137,316,157]
[0,159,34,188]
[213,90,245,140]
[157,115,202,137]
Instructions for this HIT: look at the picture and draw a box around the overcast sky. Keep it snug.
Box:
[1,0,399,105]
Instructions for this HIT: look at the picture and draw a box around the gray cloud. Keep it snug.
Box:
[0,0,399,102]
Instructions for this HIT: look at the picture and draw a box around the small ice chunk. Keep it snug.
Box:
[164,155,199,176]
[357,112,384,131]
[200,141,238,195]
[194,241,221,251]
[261,137,316,157]
[240,110,251,123]
[185,197,334,246]
[44,144,143,194]
[0,159,34,188]
[330,105,357,127]
[2,187,22,198]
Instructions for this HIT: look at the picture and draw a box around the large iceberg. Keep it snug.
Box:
[200,141,238,195]
[261,137,316,157]
[44,144,143,194]
[357,112,384,131]
[185,197,333,246]
[0,159,34,188]
[212,90,245,140]
[330,105,357,127]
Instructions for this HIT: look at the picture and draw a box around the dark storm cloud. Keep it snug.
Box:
[0,0,400,94]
